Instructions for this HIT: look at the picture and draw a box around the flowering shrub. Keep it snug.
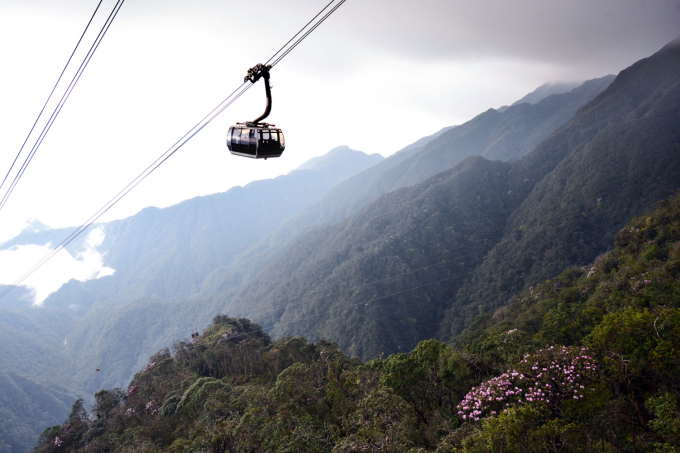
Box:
[458,346,598,420]
[54,436,63,448]
[146,400,157,414]
[126,385,140,398]
[142,361,156,373]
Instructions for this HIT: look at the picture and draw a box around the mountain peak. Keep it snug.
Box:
[296,146,383,171]
[511,81,583,107]
[22,219,50,234]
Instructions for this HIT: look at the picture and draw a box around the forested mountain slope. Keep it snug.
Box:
[222,157,514,359]
[301,76,613,230]
[441,36,680,338]
[217,38,680,360]
[198,129,455,294]
[0,305,77,453]
[35,193,680,452]
[367,75,614,193]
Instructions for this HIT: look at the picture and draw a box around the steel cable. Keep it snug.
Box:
[0,0,125,213]
[0,0,348,300]
[0,0,104,195]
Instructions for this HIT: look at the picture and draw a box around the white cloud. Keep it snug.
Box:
[0,226,115,305]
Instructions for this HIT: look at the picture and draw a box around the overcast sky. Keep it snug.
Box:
[0,0,678,242]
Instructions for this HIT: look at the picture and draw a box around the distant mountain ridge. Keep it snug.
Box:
[373,75,615,192]
[504,80,583,109]
[2,147,383,310]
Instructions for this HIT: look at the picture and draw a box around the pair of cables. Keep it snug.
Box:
[0,0,125,213]
[0,0,348,300]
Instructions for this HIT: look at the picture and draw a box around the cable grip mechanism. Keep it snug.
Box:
[244,63,272,84]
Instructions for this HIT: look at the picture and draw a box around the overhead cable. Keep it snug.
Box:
[0,0,104,196]
[0,0,126,213]
[0,0,348,300]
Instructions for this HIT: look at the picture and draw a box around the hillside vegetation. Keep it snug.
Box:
[0,306,76,453]
[35,194,680,452]
[446,37,680,337]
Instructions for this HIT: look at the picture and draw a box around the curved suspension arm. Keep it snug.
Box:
[252,71,272,124]
[245,64,273,124]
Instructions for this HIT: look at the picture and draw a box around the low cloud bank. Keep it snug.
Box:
[0,226,115,305]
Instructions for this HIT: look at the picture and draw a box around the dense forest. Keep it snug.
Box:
[35,193,680,451]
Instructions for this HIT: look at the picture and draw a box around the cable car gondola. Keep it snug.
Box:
[227,64,285,159]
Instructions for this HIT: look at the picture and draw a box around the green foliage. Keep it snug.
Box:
[646,392,680,451]
[31,190,680,452]
[450,193,680,451]
[459,405,600,453]
[334,388,419,452]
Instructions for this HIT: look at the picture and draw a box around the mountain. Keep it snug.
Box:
[32,70,624,394]
[371,75,614,192]
[305,76,613,225]
[0,305,77,453]
[441,35,680,338]
[2,146,383,310]
[33,193,680,451]
[197,76,614,296]
[1,75,613,313]
[208,38,680,360]
[0,72,617,437]
[219,156,513,359]
[503,80,583,109]
[198,126,459,294]
[296,145,382,171]
[5,38,677,451]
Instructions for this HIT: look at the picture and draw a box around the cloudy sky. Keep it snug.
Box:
[0,0,678,299]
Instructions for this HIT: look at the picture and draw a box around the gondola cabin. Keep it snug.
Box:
[227,123,285,159]
[228,63,286,160]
